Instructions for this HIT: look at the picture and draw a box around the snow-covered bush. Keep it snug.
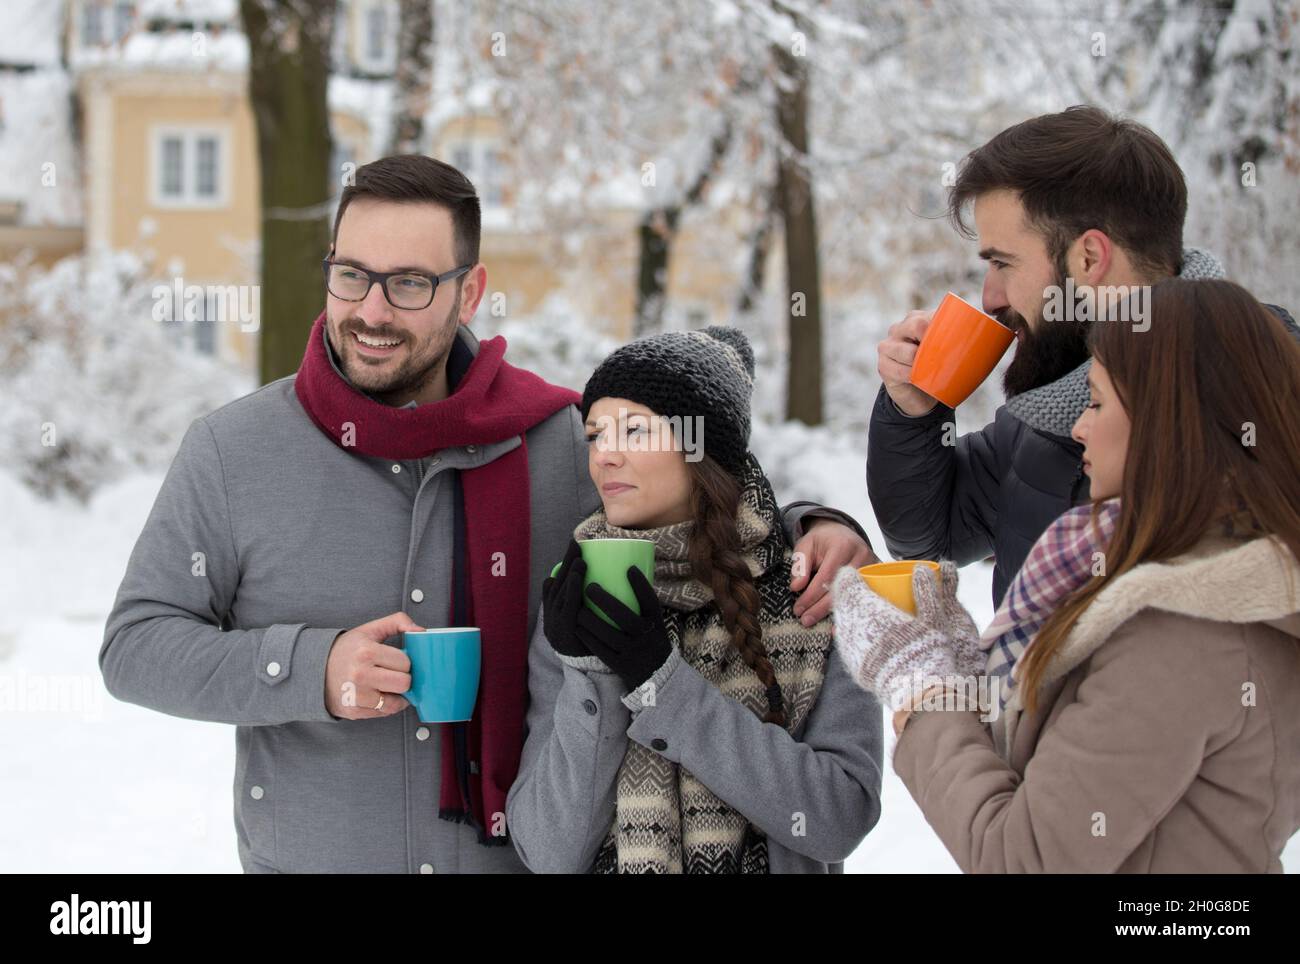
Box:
[0,251,252,501]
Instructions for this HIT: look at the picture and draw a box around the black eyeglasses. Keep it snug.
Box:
[322,257,473,310]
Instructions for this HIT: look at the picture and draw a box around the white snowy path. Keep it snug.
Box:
[2,466,1295,874]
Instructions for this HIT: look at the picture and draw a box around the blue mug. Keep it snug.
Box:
[402,628,481,723]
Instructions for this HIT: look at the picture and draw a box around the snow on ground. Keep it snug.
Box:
[0,470,236,871]
[2,436,1296,873]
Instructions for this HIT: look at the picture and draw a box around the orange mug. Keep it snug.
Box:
[857,560,941,615]
[909,292,1015,408]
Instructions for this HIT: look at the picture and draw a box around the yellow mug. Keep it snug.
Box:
[857,560,941,614]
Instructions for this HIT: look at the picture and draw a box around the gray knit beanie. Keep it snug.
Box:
[580,325,755,474]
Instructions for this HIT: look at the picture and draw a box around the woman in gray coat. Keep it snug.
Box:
[505,326,884,873]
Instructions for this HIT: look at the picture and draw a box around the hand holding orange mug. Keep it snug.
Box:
[908,293,1015,409]
[878,293,1015,414]
[877,309,941,417]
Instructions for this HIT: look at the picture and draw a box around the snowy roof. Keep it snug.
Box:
[0,0,63,68]
[136,0,238,23]
[72,26,249,72]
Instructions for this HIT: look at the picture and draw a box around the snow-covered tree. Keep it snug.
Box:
[454,0,1077,425]
[1091,0,1299,309]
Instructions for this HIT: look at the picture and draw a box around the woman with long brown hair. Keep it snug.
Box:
[506,325,884,873]
[833,277,1300,872]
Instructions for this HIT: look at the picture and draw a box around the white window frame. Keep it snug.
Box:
[329,2,349,68]
[80,0,105,46]
[150,125,231,209]
[358,0,398,74]
[112,0,134,41]
[159,284,223,358]
[448,139,505,209]
[79,0,133,46]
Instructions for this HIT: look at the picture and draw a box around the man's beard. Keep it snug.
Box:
[333,285,462,404]
[996,267,1091,398]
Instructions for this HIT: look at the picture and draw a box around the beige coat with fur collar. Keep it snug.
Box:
[893,533,1300,872]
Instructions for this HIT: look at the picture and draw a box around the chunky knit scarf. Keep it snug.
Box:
[294,312,579,842]
[572,453,833,873]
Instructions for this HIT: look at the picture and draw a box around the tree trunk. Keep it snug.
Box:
[389,0,434,154]
[240,0,336,386]
[773,21,823,426]
[633,118,734,337]
[736,195,774,317]
[634,207,679,336]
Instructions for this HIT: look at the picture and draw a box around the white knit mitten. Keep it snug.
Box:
[925,562,984,679]
[830,560,982,711]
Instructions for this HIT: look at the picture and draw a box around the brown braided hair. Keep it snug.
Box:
[685,454,788,727]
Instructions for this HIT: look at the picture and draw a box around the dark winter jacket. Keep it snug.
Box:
[866,302,1299,607]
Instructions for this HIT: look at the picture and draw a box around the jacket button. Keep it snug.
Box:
[582,699,597,715]
[466,444,477,454]
[391,464,401,473]
[250,785,264,800]
[416,726,430,741]
[266,661,281,677]
[419,863,433,874]
[650,739,667,752]
[410,588,424,603]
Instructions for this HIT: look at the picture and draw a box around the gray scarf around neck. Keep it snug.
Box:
[1004,246,1226,437]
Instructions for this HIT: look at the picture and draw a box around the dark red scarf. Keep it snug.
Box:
[294,311,579,843]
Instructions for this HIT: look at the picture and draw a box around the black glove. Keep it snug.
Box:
[541,539,589,659]
[575,565,673,691]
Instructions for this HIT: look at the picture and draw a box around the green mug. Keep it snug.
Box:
[551,538,655,626]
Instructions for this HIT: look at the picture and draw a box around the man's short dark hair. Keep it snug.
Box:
[948,105,1187,278]
[332,154,481,267]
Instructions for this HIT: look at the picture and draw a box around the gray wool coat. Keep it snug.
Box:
[100,323,862,873]
[506,608,885,873]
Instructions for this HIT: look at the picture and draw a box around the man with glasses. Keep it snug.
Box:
[100,153,876,873]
